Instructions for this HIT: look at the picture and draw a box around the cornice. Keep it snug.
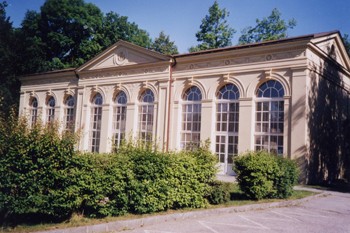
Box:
[174,45,307,73]
[78,62,170,80]
[19,69,77,82]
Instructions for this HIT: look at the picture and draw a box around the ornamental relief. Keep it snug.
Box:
[83,66,169,79]
[113,48,128,66]
[175,51,304,71]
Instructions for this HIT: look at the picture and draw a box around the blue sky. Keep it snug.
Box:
[5,0,350,53]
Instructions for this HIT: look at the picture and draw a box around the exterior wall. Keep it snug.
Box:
[19,71,78,131]
[76,64,171,152]
[305,47,350,184]
[18,33,350,178]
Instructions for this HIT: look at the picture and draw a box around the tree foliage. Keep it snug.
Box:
[151,31,178,55]
[0,0,156,116]
[0,1,20,116]
[17,0,154,74]
[238,8,296,45]
[342,33,350,57]
[189,1,235,52]
[100,11,152,49]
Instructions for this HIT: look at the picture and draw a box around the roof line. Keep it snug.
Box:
[174,30,340,58]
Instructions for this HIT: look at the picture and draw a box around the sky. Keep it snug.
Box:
[5,0,350,53]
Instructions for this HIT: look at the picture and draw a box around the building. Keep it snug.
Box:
[19,31,350,181]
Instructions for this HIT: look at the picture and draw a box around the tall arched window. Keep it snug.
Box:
[90,93,103,153]
[138,89,154,143]
[255,80,285,155]
[46,96,55,123]
[216,84,240,173]
[113,91,127,148]
[64,95,75,131]
[181,86,202,150]
[30,97,38,126]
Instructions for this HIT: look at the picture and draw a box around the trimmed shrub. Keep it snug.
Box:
[0,116,79,221]
[0,114,218,222]
[116,142,218,214]
[206,181,231,204]
[72,153,132,218]
[234,151,299,200]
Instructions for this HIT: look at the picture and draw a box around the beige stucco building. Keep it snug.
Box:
[19,31,350,181]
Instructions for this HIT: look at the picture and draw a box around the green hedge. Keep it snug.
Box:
[0,117,79,221]
[0,115,218,223]
[234,151,299,200]
[206,181,231,205]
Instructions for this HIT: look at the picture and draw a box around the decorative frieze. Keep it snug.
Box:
[82,66,169,80]
[176,51,304,71]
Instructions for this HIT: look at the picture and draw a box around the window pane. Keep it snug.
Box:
[215,84,240,168]
[255,83,284,155]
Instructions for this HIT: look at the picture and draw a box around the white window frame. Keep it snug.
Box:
[215,84,240,166]
[255,80,285,155]
[30,97,38,126]
[90,93,103,153]
[46,96,55,123]
[138,89,154,143]
[64,95,75,131]
[113,91,127,148]
[181,86,202,150]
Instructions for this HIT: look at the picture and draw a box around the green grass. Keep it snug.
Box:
[1,183,317,233]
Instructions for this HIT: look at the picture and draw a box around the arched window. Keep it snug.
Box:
[216,84,240,174]
[113,91,127,148]
[255,80,285,155]
[138,89,154,143]
[46,96,55,123]
[64,95,75,131]
[30,97,38,126]
[181,86,202,150]
[90,93,103,153]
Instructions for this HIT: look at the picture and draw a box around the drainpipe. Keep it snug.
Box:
[166,58,176,152]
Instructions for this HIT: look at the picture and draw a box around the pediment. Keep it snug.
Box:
[311,33,350,70]
[77,40,171,72]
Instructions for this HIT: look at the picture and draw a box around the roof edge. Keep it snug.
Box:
[174,30,340,58]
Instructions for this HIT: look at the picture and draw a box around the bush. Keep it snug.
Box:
[116,141,218,214]
[0,116,79,222]
[0,114,218,222]
[206,181,231,204]
[234,151,299,200]
[72,153,132,218]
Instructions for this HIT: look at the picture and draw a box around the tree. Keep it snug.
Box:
[39,0,104,68]
[100,11,152,49]
[342,34,350,57]
[18,10,48,74]
[238,8,296,45]
[189,1,235,52]
[0,1,20,116]
[19,1,154,73]
[1,0,155,116]
[151,31,178,55]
